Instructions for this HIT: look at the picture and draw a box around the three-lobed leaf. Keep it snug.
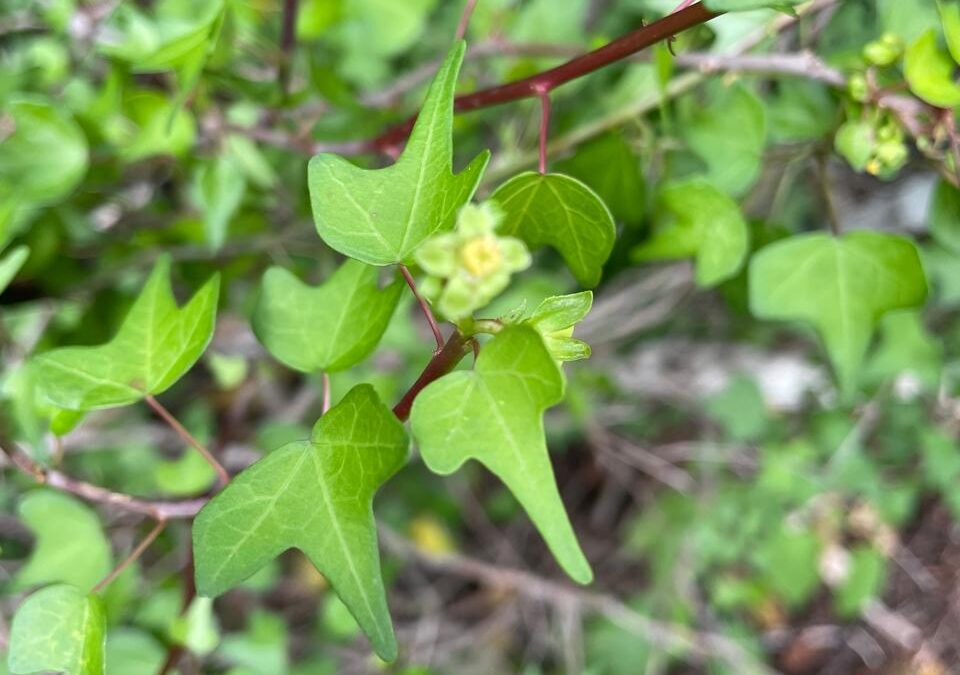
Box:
[410,326,593,584]
[490,172,615,287]
[12,491,112,592]
[308,41,489,266]
[632,178,749,287]
[32,255,219,411]
[8,584,106,675]
[749,231,928,397]
[193,384,408,661]
[253,259,403,373]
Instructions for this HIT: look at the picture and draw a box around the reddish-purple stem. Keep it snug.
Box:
[393,333,473,421]
[455,0,479,40]
[399,264,445,352]
[372,2,719,152]
[537,87,551,174]
[321,372,331,414]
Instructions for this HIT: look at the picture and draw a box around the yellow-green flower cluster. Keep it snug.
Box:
[415,202,531,320]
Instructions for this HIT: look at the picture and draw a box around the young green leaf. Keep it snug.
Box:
[193,384,408,661]
[410,326,593,584]
[940,0,960,63]
[8,584,106,675]
[749,231,928,397]
[13,491,112,593]
[904,29,960,107]
[632,179,749,287]
[523,291,594,362]
[32,255,220,411]
[253,259,403,373]
[490,172,616,287]
[192,155,246,252]
[0,245,29,295]
[683,84,766,197]
[308,41,489,266]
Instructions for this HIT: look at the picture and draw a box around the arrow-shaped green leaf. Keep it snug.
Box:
[308,41,489,266]
[410,326,593,584]
[32,255,219,411]
[253,259,403,373]
[8,584,106,675]
[490,172,615,287]
[749,231,928,397]
[193,384,408,661]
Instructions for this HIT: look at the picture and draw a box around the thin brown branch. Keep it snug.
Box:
[145,394,230,486]
[92,519,166,593]
[0,443,205,520]
[379,526,774,674]
[399,264,445,352]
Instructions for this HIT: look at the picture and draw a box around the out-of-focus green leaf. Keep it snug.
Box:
[904,30,960,107]
[192,156,246,251]
[834,546,886,618]
[8,584,106,675]
[862,310,942,390]
[220,611,289,674]
[253,259,403,373]
[702,0,803,11]
[929,178,960,254]
[556,133,645,227]
[749,232,927,397]
[193,385,408,661]
[940,0,960,63]
[683,84,766,196]
[410,326,593,584]
[753,528,821,608]
[633,179,749,287]
[104,629,166,674]
[0,245,29,295]
[705,375,768,442]
[32,255,220,410]
[13,490,112,592]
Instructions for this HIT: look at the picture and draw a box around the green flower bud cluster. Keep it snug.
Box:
[862,33,904,68]
[835,112,908,180]
[414,202,531,321]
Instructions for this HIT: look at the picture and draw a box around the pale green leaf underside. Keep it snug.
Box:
[490,172,615,288]
[632,178,749,287]
[13,491,112,593]
[8,584,106,675]
[904,30,960,108]
[253,259,403,373]
[32,255,220,411]
[308,41,489,266]
[410,326,593,584]
[193,384,408,661]
[749,231,928,396]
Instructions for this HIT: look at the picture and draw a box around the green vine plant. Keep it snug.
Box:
[2,0,958,672]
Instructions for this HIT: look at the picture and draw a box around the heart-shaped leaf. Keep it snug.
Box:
[749,231,928,397]
[410,326,593,584]
[490,172,615,287]
[253,259,403,373]
[308,41,489,266]
[193,384,408,661]
[32,255,220,411]
[13,491,112,593]
[632,178,749,287]
[8,584,106,675]
[904,29,960,108]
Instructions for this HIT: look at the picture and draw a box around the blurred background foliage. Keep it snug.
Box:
[2,0,960,673]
